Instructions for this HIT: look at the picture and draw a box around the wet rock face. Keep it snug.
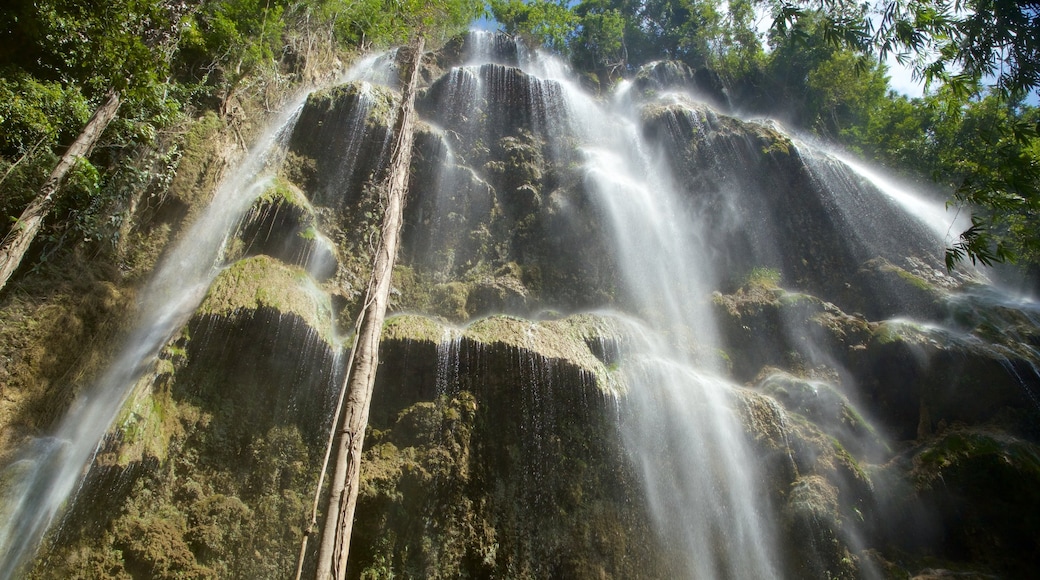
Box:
[906,429,1040,575]
[287,83,394,210]
[352,333,666,579]
[419,63,570,149]
[38,304,343,579]
[631,60,730,111]
[641,102,948,320]
[234,180,337,281]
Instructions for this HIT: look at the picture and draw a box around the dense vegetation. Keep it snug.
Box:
[0,0,1037,284]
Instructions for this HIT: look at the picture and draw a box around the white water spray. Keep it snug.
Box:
[832,152,970,244]
[577,104,782,579]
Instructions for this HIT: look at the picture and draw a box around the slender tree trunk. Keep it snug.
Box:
[0,89,121,292]
[314,35,425,580]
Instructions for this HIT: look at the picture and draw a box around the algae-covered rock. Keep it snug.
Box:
[353,313,667,580]
[845,257,945,320]
[712,279,873,383]
[233,178,337,280]
[382,312,624,394]
[164,111,231,225]
[759,371,885,459]
[854,318,1039,440]
[735,387,879,579]
[783,475,861,579]
[287,82,396,208]
[198,255,333,343]
[898,429,1040,577]
[35,262,344,578]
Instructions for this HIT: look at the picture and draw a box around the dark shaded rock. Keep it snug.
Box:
[351,313,664,579]
[642,102,947,318]
[287,82,394,209]
[631,60,730,110]
[844,257,946,321]
[418,64,570,153]
[851,320,1040,441]
[712,279,873,384]
[879,429,1040,578]
[233,179,338,281]
[401,130,499,279]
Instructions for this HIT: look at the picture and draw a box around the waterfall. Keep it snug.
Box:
[0,99,305,578]
[10,32,1040,578]
[572,80,783,580]
[421,33,784,578]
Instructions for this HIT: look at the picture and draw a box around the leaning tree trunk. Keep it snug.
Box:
[314,35,425,580]
[0,89,121,292]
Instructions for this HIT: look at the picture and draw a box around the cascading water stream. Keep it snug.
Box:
[455,32,784,578]
[10,30,1039,577]
[0,55,392,576]
[831,152,970,245]
[575,102,782,580]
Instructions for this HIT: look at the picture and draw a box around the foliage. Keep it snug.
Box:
[0,75,90,158]
[175,0,289,95]
[569,2,627,76]
[490,0,578,53]
[571,0,724,69]
[772,0,1040,100]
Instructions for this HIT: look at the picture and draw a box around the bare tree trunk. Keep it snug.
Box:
[314,35,425,580]
[0,89,121,292]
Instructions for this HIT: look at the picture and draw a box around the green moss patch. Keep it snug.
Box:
[382,312,625,394]
[197,256,333,343]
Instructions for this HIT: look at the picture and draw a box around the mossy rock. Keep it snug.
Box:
[734,388,876,579]
[35,284,343,578]
[855,317,1040,440]
[288,82,396,208]
[197,255,333,344]
[759,371,886,459]
[382,312,624,394]
[783,475,861,579]
[231,178,337,280]
[382,313,448,344]
[845,257,946,320]
[355,317,668,579]
[906,429,1040,576]
[712,282,873,383]
[464,314,624,392]
[166,112,228,219]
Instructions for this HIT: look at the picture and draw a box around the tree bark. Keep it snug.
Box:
[314,35,425,580]
[0,89,121,292]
